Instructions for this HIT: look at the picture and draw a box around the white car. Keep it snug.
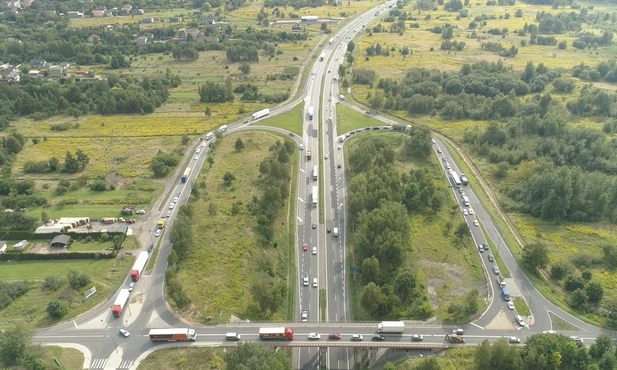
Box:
[411,334,423,341]
[155,229,161,237]
[169,203,175,209]
[473,220,479,227]
[463,209,468,216]
[194,155,199,160]
[509,337,520,344]
[446,163,451,170]
[299,144,304,150]
[492,265,500,274]
[507,301,514,310]
[307,333,321,340]
[432,139,436,144]
[128,282,135,292]
[173,196,179,203]
[543,330,557,334]
[351,335,363,341]
[201,142,206,147]
[119,329,130,337]
[312,247,317,255]
[136,209,146,215]
[196,148,201,153]
[468,209,474,215]
[301,309,308,322]
[516,316,526,326]
[166,211,171,217]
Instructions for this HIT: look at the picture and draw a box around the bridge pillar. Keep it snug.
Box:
[319,347,328,368]
[370,347,378,367]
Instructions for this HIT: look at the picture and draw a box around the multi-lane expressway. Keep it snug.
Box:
[30,1,617,369]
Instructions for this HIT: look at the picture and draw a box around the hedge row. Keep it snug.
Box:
[0,251,116,261]
[0,231,126,241]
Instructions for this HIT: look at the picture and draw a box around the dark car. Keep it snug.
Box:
[372,334,385,341]
[289,133,295,137]
[327,228,331,233]
[328,333,342,340]
[312,223,317,229]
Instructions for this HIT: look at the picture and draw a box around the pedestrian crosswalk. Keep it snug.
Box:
[117,360,133,369]
[90,359,107,369]
[90,358,133,369]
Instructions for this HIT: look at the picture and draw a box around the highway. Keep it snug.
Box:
[29,1,617,369]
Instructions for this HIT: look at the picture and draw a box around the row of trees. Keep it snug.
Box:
[166,205,194,309]
[23,149,90,174]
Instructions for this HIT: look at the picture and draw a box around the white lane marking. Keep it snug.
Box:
[298,198,305,203]
[471,323,484,329]
[297,217,303,222]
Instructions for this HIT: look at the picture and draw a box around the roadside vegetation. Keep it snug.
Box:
[347,128,484,323]
[166,131,297,323]
[386,332,617,370]
[137,342,291,370]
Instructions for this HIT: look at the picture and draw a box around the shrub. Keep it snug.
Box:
[46,299,69,318]
[42,276,63,291]
[564,275,585,292]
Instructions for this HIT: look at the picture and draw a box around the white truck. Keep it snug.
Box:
[252,108,270,120]
[312,186,318,208]
[377,321,405,334]
[130,251,149,281]
[308,106,314,120]
[112,289,130,317]
[219,125,228,132]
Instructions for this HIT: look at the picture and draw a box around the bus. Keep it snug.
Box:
[501,288,510,301]
[449,170,462,188]
[149,328,197,342]
[312,165,318,181]
[181,167,191,183]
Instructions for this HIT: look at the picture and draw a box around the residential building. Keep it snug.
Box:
[30,59,48,68]
[48,65,66,78]
[136,36,148,46]
[141,17,154,23]
[178,28,187,40]
[87,34,100,43]
[170,16,182,22]
[68,11,84,18]
[202,16,214,25]
[134,8,144,15]
[43,10,56,16]
[92,9,105,17]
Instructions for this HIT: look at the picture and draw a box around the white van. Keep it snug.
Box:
[333,227,339,237]
[462,196,470,207]
[205,132,214,140]
[219,125,228,132]
[226,333,241,340]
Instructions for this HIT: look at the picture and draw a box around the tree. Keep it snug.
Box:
[361,256,380,284]
[42,275,63,291]
[182,135,190,145]
[570,288,588,308]
[205,107,212,118]
[360,282,382,315]
[565,275,585,292]
[320,22,328,32]
[63,151,80,173]
[207,156,214,167]
[454,222,470,241]
[474,339,492,370]
[586,280,604,304]
[0,323,31,366]
[464,288,479,314]
[599,351,616,370]
[393,270,415,300]
[347,40,355,52]
[67,269,91,290]
[41,211,48,224]
[223,171,236,185]
[235,138,245,152]
[46,299,69,318]
[415,357,442,370]
[225,342,292,370]
[522,242,549,272]
[590,334,613,359]
[407,124,433,159]
[48,156,60,172]
[239,64,251,74]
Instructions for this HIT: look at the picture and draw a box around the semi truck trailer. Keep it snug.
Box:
[181,167,191,183]
[112,289,130,317]
[149,328,197,342]
[259,327,294,340]
[130,251,149,281]
[377,321,405,334]
[312,186,318,208]
[252,108,270,120]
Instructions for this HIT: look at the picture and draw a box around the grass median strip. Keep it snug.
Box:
[514,297,531,316]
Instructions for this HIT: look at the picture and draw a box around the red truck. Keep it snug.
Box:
[259,327,294,340]
[131,251,149,281]
[112,289,130,318]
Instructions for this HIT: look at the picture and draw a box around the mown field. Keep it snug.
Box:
[137,347,225,370]
[0,255,133,329]
[259,103,305,135]
[172,130,297,323]
[346,133,485,322]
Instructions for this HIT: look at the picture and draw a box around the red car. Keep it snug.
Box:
[303,243,308,251]
[328,333,342,340]
[365,111,370,115]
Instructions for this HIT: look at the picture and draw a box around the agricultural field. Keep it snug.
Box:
[68,9,190,28]
[172,130,297,323]
[346,133,485,322]
[0,256,134,329]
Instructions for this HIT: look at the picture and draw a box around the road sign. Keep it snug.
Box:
[84,286,97,299]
